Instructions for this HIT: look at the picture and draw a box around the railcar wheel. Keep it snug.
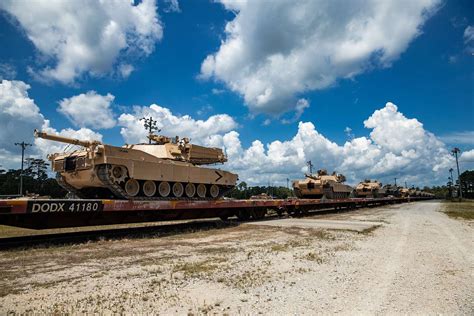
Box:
[158,181,171,197]
[209,184,219,198]
[172,182,184,197]
[125,179,140,197]
[236,210,251,221]
[253,209,266,220]
[143,180,156,197]
[197,184,207,198]
[185,183,196,198]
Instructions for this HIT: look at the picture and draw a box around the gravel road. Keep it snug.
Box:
[0,201,472,314]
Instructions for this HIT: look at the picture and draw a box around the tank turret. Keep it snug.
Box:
[35,130,238,200]
[354,179,386,198]
[292,169,353,199]
[382,184,400,197]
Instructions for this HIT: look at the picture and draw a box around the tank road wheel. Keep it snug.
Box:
[158,181,171,197]
[143,180,156,197]
[197,184,207,198]
[172,182,184,198]
[209,184,220,198]
[125,179,140,197]
[185,183,196,198]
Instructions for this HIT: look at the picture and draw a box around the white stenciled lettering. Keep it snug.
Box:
[41,203,50,212]
[32,203,41,213]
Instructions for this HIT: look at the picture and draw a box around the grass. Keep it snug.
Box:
[359,225,381,235]
[302,251,324,264]
[442,200,474,220]
[172,257,226,277]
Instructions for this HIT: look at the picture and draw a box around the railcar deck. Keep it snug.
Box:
[0,196,431,229]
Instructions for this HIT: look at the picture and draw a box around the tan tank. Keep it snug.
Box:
[34,130,238,200]
[399,187,410,197]
[355,179,386,198]
[292,169,353,199]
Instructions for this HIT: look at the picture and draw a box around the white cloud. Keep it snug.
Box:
[215,102,453,187]
[0,80,463,188]
[118,104,238,144]
[58,91,116,129]
[0,0,162,84]
[200,0,439,116]
[463,25,474,54]
[281,98,309,124]
[164,0,181,13]
[0,80,102,169]
[0,63,17,80]
[0,80,45,163]
[211,88,225,95]
[439,131,474,145]
[460,149,474,162]
[118,63,134,78]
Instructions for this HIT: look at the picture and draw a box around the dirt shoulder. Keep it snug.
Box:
[0,201,472,314]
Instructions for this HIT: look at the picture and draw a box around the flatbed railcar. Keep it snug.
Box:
[0,196,433,229]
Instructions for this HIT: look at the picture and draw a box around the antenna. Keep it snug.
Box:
[306,160,313,174]
[140,117,161,144]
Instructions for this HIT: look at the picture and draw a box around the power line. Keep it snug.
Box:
[14,141,32,196]
[451,148,462,200]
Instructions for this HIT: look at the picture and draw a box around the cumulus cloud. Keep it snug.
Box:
[0,80,463,187]
[0,80,45,163]
[0,0,162,84]
[118,104,238,144]
[212,102,453,187]
[0,80,102,169]
[460,149,474,162]
[200,0,439,115]
[58,91,116,129]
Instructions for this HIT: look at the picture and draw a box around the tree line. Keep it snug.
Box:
[0,159,66,198]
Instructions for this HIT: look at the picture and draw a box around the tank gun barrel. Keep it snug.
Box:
[34,129,101,147]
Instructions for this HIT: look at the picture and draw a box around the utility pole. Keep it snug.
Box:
[286,178,289,190]
[451,148,462,200]
[140,117,160,144]
[394,177,397,187]
[404,181,407,189]
[307,160,313,174]
[14,141,32,196]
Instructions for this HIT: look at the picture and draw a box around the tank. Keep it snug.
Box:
[382,184,400,197]
[34,130,238,200]
[354,179,386,198]
[292,169,353,199]
[399,187,410,197]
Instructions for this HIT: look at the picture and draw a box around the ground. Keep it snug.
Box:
[0,201,473,314]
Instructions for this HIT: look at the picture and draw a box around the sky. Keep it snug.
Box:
[0,0,473,187]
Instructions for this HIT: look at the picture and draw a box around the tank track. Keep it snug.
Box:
[96,164,232,201]
[56,173,86,199]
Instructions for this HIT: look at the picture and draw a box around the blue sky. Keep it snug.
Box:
[0,0,472,186]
